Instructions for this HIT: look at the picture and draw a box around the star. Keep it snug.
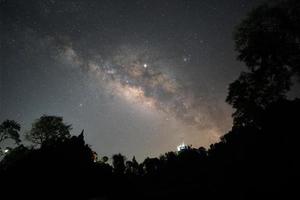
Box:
[183,55,191,63]
[1,0,264,160]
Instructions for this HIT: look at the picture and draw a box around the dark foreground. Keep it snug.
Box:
[1,99,299,200]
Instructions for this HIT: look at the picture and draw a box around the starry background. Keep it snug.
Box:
[1,0,264,160]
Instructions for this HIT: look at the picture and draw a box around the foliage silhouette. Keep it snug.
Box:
[0,120,21,157]
[234,0,300,74]
[0,120,21,145]
[1,0,300,199]
[112,153,126,175]
[26,115,72,145]
[1,100,299,199]
[227,0,300,127]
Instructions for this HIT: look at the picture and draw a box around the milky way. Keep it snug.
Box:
[51,37,231,157]
[60,41,224,130]
[0,0,264,160]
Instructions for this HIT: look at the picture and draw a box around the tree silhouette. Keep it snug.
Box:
[131,156,139,175]
[0,120,21,144]
[112,153,126,175]
[125,157,139,175]
[142,157,160,175]
[26,115,71,145]
[0,120,21,154]
[235,0,300,73]
[1,1,300,200]
[226,69,291,126]
[227,0,300,127]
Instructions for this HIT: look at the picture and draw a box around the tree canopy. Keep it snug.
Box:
[26,115,72,145]
[235,0,300,73]
[227,0,300,127]
[0,120,21,145]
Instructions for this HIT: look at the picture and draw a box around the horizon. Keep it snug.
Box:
[1,0,299,161]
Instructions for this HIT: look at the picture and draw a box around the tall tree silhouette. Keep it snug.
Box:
[26,115,71,145]
[235,0,300,73]
[227,0,300,127]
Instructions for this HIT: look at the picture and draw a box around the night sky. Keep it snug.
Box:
[1,0,264,160]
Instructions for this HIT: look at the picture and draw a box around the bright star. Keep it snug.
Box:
[143,64,148,68]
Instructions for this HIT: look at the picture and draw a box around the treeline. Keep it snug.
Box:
[0,99,299,200]
[1,0,300,199]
